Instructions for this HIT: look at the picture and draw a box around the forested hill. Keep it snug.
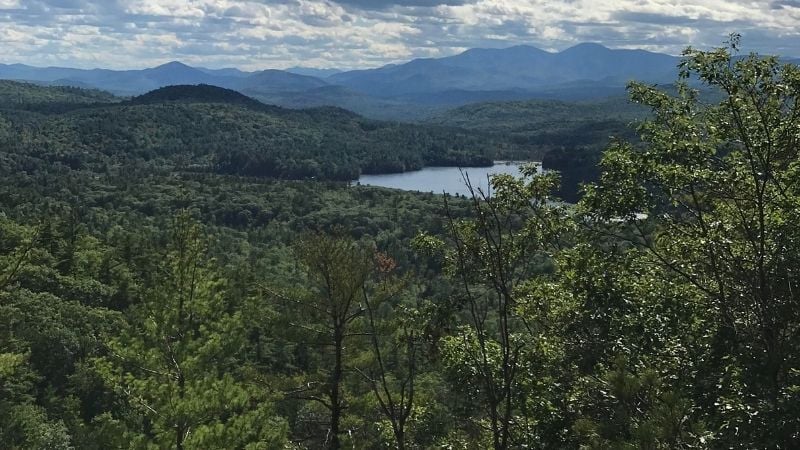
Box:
[427,97,649,201]
[0,83,502,180]
[427,96,646,132]
[128,84,267,109]
[0,80,119,112]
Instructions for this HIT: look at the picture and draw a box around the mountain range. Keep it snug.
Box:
[328,43,679,96]
[1,43,795,120]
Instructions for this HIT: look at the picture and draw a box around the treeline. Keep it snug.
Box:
[2,42,800,449]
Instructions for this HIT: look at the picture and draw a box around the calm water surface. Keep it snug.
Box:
[356,162,538,196]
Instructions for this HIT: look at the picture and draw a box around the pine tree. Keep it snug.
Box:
[95,212,286,449]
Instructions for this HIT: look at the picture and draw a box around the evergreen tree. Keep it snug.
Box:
[95,212,287,449]
[355,252,419,450]
[285,232,372,449]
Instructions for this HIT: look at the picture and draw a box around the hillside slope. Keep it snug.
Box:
[0,84,501,181]
[0,80,118,107]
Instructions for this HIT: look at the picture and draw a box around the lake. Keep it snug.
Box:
[356,162,538,196]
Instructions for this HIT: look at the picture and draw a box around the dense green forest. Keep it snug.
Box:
[0,82,503,181]
[0,80,624,201]
[0,80,118,106]
[425,96,645,135]
[2,41,800,449]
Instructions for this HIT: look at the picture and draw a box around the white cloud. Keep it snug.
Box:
[0,0,797,70]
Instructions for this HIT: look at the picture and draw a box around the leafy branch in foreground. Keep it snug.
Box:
[582,34,800,447]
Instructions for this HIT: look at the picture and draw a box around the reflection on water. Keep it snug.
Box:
[356,162,538,197]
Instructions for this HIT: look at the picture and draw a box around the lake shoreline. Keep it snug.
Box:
[355,161,540,196]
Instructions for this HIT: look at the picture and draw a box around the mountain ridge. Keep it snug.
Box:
[3,43,796,120]
[327,43,681,96]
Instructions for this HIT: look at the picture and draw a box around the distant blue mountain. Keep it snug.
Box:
[196,67,252,78]
[328,43,681,97]
[286,67,342,78]
[0,63,97,83]
[0,61,328,96]
[236,69,329,94]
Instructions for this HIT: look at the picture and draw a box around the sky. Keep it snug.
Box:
[0,0,798,70]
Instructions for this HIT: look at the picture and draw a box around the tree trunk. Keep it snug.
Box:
[329,328,343,449]
[395,428,405,450]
